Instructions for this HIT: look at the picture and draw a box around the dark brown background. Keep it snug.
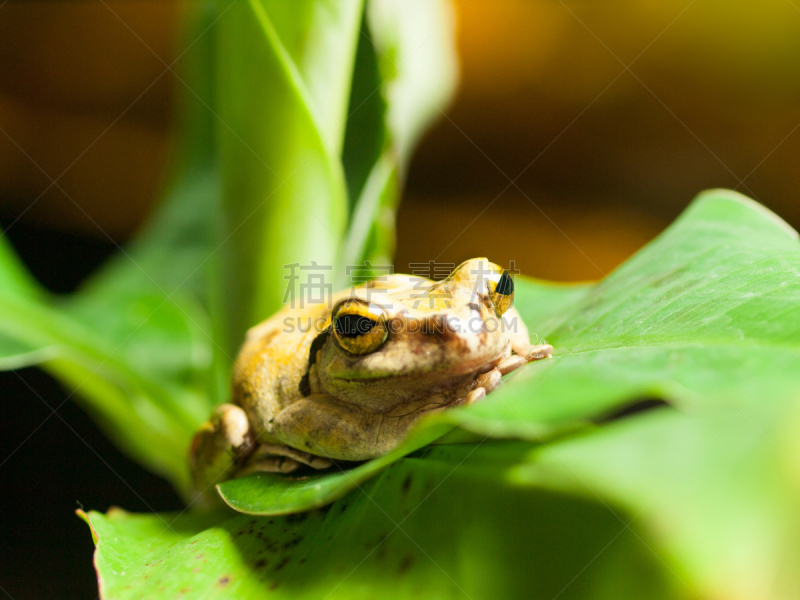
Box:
[2,1,799,598]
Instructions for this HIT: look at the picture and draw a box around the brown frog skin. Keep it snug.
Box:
[189,258,552,493]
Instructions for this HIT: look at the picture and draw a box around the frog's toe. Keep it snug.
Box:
[464,387,486,405]
[498,354,526,375]
[249,443,334,472]
[526,343,553,361]
[477,368,502,393]
[240,453,302,475]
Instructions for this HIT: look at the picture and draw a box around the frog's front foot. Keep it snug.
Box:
[190,404,255,494]
[190,404,335,498]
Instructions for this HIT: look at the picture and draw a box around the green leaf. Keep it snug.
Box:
[216,0,361,344]
[83,443,681,600]
[366,0,458,168]
[0,231,200,492]
[448,189,800,437]
[0,4,225,495]
[0,235,51,367]
[0,287,199,492]
[342,0,459,267]
[518,406,800,599]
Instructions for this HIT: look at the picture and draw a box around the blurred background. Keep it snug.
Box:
[2,0,800,597]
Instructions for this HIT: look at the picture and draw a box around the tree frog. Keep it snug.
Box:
[190,258,552,492]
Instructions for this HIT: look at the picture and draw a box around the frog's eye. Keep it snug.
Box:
[488,270,514,316]
[332,300,388,355]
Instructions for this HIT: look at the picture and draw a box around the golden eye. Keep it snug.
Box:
[332,300,388,355]
[488,270,514,316]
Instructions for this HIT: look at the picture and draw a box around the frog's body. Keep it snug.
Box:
[190,258,552,492]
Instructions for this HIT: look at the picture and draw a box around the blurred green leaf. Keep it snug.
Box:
[367,0,458,167]
[519,406,800,600]
[216,0,361,345]
[0,3,226,495]
[342,0,459,268]
[0,287,198,492]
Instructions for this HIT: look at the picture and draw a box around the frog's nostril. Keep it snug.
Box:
[421,314,448,336]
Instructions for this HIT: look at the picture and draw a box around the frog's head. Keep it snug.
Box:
[316,258,519,408]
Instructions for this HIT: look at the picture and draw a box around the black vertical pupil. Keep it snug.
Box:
[335,314,377,338]
[496,271,513,296]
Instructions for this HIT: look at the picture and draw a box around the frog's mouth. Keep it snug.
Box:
[333,354,502,385]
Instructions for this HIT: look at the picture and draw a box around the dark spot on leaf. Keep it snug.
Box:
[218,577,230,587]
[340,503,348,513]
[275,556,290,571]
[410,446,433,459]
[593,397,671,424]
[399,555,414,575]
[180,587,191,594]
[300,558,306,564]
[269,582,280,590]
[286,512,308,524]
[189,539,198,545]
[283,537,302,550]
[256,559,268,568]
[401,474,412,495]
[268,520,274,525]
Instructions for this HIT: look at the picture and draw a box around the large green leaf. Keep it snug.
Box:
[82,443,682,600]
[0,289,200,492]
